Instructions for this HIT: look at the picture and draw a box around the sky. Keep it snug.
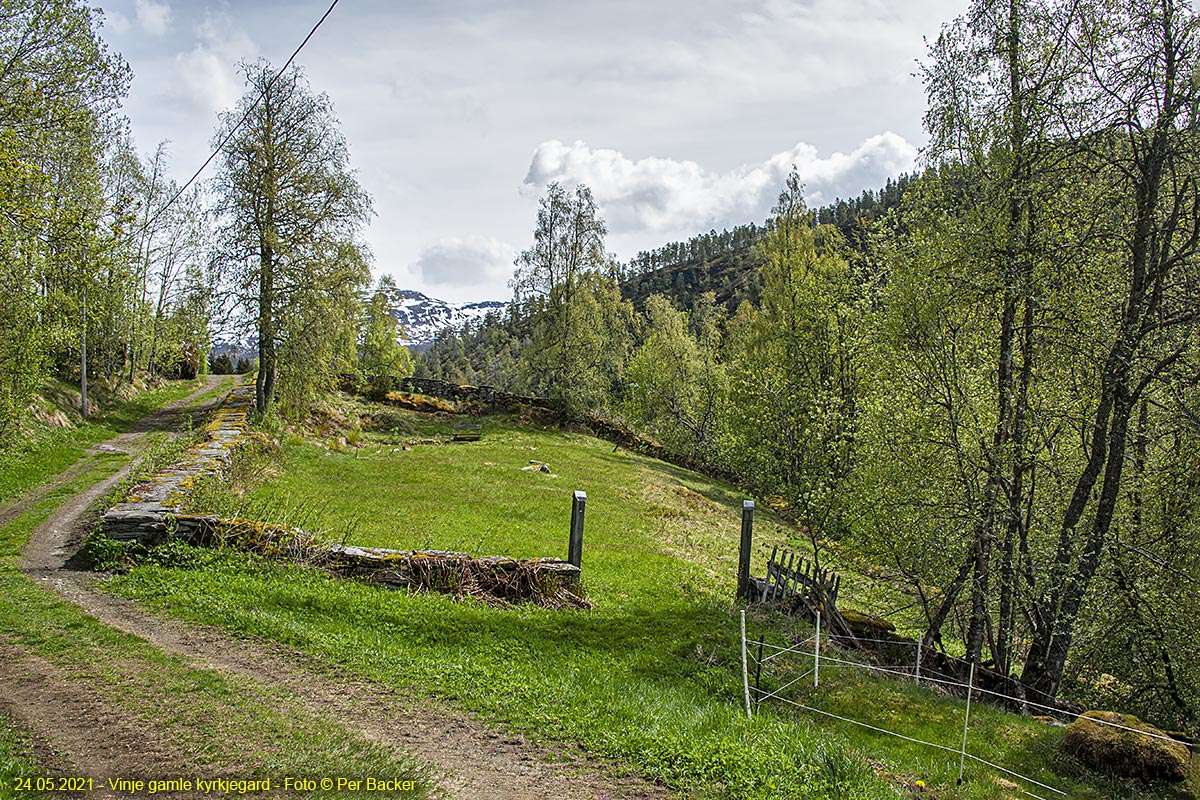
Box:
[97,0,969,304]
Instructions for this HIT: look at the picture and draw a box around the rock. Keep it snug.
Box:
[841,608,896,635]
[1062,710,1191,783]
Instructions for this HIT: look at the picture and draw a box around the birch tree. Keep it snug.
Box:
[211,60,372,416]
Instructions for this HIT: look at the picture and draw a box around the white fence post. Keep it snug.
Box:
[915,636,922,686]
[814,610,821,689]
[958,661,975,785]
[740,610,752,719]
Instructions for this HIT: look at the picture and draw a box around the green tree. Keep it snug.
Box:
[211,60,373,416]
[859,0,1200,716]
[358,276,413,398]
[625,292,727,462]
[0,0,129,435]
[512,182,633,410]
[726,171,864,539]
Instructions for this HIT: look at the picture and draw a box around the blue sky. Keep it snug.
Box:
[98,0,968,303]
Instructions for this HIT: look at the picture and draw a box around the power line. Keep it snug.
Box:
[143,0,343,232]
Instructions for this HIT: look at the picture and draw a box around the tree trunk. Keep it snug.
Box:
[257,243,276,415]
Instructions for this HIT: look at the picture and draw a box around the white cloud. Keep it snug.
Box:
[174,12,256,115]
[411,236,517,288]
[522,133,917,236]
[135,0,171,36]
[104,9,132,34]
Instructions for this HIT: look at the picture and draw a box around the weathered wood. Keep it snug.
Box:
[761,545,778,602]
[568,490,586,568]
[750,548,856,641]
[452,423,483,441]
[736,500,754,600]
[784,551,797,600]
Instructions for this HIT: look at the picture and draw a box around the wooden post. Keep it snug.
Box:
[736,500,754,600]
[568,490,586,568]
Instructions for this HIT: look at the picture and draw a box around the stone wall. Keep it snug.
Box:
[386,377,740,485]
[98,381,582,603]
[101,383,256,541]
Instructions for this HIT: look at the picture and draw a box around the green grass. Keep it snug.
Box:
[0,384,434,798]
[0,377,219,505]
[102,402,1190,800]
[0,714,45,800]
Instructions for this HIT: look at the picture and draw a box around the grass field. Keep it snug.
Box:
[0,381,435,800]
[103,400,1193,800]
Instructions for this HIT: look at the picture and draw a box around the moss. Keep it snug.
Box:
[841,608,896,633]
[1062,710,1192,783]
[382,392,462,414]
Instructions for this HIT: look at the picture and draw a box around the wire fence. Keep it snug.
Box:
[739,609,1074,799]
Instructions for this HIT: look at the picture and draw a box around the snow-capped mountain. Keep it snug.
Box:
[383,289,505,348]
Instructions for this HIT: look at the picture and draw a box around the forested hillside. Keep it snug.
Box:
[415,179,909,385]
[418,0,1200,734]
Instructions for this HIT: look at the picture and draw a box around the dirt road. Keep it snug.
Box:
[3,380,668,800]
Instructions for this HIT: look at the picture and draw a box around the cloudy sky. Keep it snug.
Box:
[98,0,967,303]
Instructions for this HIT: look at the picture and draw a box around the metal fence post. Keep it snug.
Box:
[736,500,754,600]
[958,661,975,785]
[569,490,586,568]
[740,610,752,719]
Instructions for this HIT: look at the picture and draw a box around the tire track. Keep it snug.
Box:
[9,379,671,800]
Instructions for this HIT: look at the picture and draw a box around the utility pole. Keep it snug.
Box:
[80,246,87,420]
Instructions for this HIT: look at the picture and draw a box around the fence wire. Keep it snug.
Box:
[751,627,1188,746]
[739,610,1069,799]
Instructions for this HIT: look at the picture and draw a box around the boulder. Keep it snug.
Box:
[841,608,896,635]
[1061,710,1191,783]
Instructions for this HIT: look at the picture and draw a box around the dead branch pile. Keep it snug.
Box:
[326,545,590,610]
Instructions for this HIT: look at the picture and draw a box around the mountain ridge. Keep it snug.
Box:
[382,288,505,349]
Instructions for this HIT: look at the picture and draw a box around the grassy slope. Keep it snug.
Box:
[106,403,1188,800]
[0,378,215,504]
[0,382,434,799]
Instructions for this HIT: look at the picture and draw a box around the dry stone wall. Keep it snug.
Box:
[389,377,740,484]
[101,384,256,541]
[99,382,582,603]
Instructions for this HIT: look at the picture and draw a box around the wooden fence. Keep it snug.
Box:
[754,546,855,639]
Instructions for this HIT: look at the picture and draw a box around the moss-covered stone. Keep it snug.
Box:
[841,608,896,634]
[1061,710,1191,783]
